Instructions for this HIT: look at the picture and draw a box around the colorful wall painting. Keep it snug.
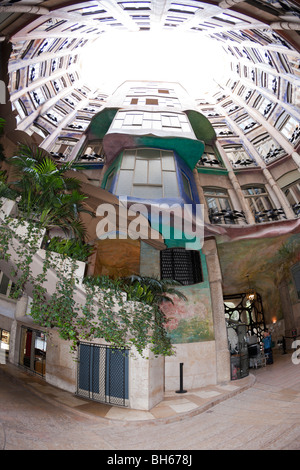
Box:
[216,232,300,324]
[160,283,214,344]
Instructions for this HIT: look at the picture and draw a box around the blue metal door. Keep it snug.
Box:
[77,342,129,406]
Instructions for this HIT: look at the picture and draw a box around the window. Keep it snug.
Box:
[251,134,285,163]
[77,140,104,162]
[115,148,179,199]
[283,179,300,216]
[50,137,78,160]
[45,109,64,124]
[204,187,231,211]
[291,264,300,300]
[11,99,28,123]
[19,327,47,377]
[161,114,180,128]
[204,187,236,224]
[30,88,46,108]
[0,271,14,297]
[276,113,300,145]
[0,329,10,364]
[160,248,203,285]
[146,98,158,105]
[242,185,274,221]
[254,97,275,118]
[181,171,192,200]
[236,115,259,133]
[214,123,234,137]
[111,110,192,133]
[224,145,254,167]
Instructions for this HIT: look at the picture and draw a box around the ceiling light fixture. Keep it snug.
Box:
[246,274,256,303]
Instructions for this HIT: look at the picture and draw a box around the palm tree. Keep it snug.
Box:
[122,274,187,305]
[7,144,92,239]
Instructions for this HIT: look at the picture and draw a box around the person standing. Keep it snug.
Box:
[263,329,273,364]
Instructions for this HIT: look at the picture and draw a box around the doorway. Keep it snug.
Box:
[19,327,47,377]
[224,292,266,343]
[76,342,129,407]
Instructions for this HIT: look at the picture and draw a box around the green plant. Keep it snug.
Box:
[0,169,15,200]
[0,212,181,358]
[7,143,93,239]
[79,274,187,357]
[122,275,187,305]
[0,144,185,359]
[0,118,5,133]
[46,236,94,262]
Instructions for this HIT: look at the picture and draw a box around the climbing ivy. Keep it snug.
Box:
[0,209,180,358]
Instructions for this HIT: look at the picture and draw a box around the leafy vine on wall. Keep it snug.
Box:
[0,212,178,358]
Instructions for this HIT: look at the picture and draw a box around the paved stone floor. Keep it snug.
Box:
[1,350,300,450]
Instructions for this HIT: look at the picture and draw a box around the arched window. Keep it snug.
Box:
[242,185,274,222]
[282,179,300,216]
[203,187,236,224]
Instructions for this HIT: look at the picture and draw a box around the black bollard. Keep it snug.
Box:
[176,362,187,394]
[282,336,286,354]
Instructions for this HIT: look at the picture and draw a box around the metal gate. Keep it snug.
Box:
[224,292,266,344]
[76,342,129,407]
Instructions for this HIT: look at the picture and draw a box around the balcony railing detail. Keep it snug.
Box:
[292,203,300,217]
[208,208,247,224]
[231,158,256,168]
[77,153,106,163]
[196,156,223,167]
[254,208,286,223]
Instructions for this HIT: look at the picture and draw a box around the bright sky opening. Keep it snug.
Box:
[79,31,229,98]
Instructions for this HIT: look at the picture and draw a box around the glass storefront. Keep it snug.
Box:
[19,327,47,377]
[0,329,10,364]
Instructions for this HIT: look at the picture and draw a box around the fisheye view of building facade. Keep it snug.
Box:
[0,0,299,414]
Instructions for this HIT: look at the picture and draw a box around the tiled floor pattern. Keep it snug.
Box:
[1,362,254,422]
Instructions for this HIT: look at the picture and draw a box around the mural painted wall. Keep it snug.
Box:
[161,283,214,344]
[160,250,214,344]
[216,232,300,324]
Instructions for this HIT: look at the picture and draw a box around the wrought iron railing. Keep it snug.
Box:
[208,208,247,224]
[232,158,256,168]
[196,156,223,167]
[50,152,67,161]
[292,203,300,217]
[254,208,286,223]
[77,153,106,163]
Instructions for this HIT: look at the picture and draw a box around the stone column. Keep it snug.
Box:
[129,347,164,410]
[262,168,295,219]
[203,238,230,383]
[291,152,300,170]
